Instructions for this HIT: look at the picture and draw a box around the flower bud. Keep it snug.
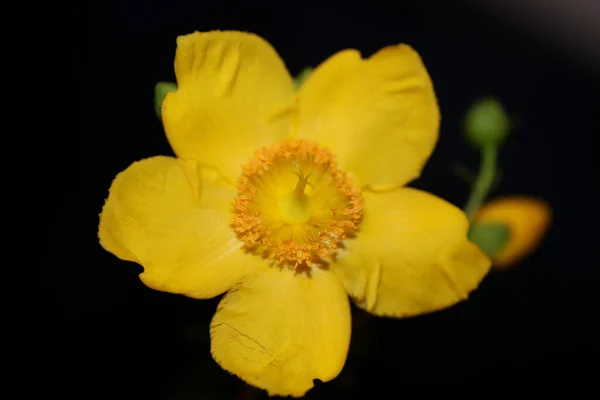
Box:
[473,196,552,268]
[464,97,510,148]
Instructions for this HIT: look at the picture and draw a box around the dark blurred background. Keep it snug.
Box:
[68,0,599,397]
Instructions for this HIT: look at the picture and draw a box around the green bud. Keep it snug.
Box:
[154,82,177,119]
[464,97,510,148]
[293,67,313,90]
[467,222,509,259]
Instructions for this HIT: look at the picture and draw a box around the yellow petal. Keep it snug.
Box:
[210,266,351,397]
[296,45,439,190]
[333,188,490,317]
[475,196,552,268]
[162,31,295,181]
[98,156,263,298]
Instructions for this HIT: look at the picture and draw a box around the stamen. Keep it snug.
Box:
[232,139,363,270]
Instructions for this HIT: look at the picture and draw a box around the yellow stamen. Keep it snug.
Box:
[232,139,363,270]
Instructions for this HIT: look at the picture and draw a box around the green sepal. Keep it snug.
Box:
[293,67,313,89]
[467,222,510,259]
[154,82,177,118]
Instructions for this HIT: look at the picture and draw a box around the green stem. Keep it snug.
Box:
[451,161,477,184]
[464,144,498,220]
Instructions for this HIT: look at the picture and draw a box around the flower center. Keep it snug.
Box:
[232,139,363,269]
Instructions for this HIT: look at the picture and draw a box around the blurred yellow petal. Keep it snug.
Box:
[98,156,264,298]
[210,266,351,397]
[162,31,295,181]
[333,188,490,317]
[475,196,552,268]
[296,45,439,190]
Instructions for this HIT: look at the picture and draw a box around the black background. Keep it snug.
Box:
[67,0,599,397]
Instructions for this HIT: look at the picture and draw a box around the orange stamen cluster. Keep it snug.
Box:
[232,139,363,269]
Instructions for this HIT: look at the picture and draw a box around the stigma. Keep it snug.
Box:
[232,139,363,270]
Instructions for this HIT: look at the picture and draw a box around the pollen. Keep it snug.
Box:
[232,139,363,270]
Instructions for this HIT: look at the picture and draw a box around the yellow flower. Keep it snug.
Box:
[98,31,491,397]
[475,196,552,268]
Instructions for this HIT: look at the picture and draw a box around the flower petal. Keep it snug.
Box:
[210,266,351,397]
[162,31,295,181]
[296,45,440,190]
[98,156,263,298]
[475,196,552,268]
[334,188,490,317]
